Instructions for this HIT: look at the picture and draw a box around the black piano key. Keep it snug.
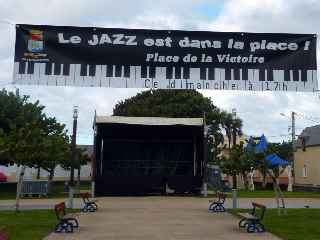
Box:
[183,67,190,79]
[293,70,299,81]
[80,64,87,76]
[88,65,95,76]
[259,69,265,81]
[301,70,307,82]
[267,69,273,81]
[225,68,231,80]
[63,64,70,76]
[166,67,173,79]
[106,65,113,77]
[149,66,155,78]
[45,63,52,75]
[115,65,122,77]
[284,70,290,81]
[18,62,26,74]
[208,68,215,80]
[175,67,181,79]
[234,68,240,80]
[27,62,34,74]
[242,68,248,80]
[200,68,206,80]
[124,66,130,78]
[54,63,61,75]
[141,66,147,78]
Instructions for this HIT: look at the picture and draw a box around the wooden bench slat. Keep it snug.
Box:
[238,213,259,220]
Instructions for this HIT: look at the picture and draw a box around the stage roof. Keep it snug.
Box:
[95,116,203,126]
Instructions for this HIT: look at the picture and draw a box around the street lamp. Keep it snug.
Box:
[69,106,79,208]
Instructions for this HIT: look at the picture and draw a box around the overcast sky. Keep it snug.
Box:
[0,0,319,144]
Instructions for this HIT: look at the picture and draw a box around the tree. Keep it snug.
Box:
[37,118,70,194]
[60,147,90,189]
[0,89,69,211]
[113,90,222,123]
[219,144,254,190]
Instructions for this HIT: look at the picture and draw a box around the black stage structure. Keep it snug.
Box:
[93,116,204,196]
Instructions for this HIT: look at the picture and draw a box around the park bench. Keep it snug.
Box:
[80,192,98,212]
[238,202,266,233]
[208,192,226,212]
[54,202,79,233]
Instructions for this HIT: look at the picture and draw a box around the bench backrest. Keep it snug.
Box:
[81,192,91,203]
[54,202,66,220]
[251,202,266,220]
[217,192,227,203]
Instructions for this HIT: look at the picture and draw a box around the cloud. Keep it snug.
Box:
[0,0,319,144]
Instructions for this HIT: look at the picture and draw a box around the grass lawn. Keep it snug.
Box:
[0,210,64,240]
[207,190,320,198]
[230,208,320,240]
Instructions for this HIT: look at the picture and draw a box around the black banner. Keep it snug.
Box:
[13,24,317,91]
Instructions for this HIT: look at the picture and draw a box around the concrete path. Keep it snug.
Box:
[44,197,281,240]
[1,197,320,210]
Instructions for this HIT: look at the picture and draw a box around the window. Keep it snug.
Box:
[302,164,307,178]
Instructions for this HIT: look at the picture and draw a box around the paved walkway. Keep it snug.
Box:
[44,197,281,240]
[1,197,320,210]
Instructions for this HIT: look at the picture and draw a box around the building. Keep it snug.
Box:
[294,125,320,190]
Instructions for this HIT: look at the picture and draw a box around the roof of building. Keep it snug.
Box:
[297,125,320,148]
[95,116,204,126]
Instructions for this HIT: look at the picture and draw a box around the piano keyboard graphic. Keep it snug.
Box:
[13,62,318,91]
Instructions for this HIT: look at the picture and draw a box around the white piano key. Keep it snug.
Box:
[94,65,102,87]
[20,62,31,85]
[13,62,20,83]
[74,64,83,87]
[56,64,66,86]
[100,65,109,87]
[38,63,47,85]
[83,65,95,87]
[220,68,225,81]
[126,66,136,88]
[65,64,75,86]
[313,70,317,83]
[135,66,144,88]
[278,70,284,82]
[248,69,254,81]
[290,70,294,81]
[30,63,40,85]
[272,70,279,82]
[47,63,57,86]
[110,65,127,88]
[253,69,259,81]
[154,67,166,89]
[190,68,200,80]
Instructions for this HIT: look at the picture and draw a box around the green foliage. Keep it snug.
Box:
[0,89,69,171]
[232,209,320,240]
[220,144,254,189]
[60,147,90,170]
[113,89,220,121]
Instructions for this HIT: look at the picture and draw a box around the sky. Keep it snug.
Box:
[0,0,320,144]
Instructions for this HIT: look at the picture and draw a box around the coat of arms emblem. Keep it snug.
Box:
[27,30,44,53]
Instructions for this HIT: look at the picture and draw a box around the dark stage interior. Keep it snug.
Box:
[94,117,204,196]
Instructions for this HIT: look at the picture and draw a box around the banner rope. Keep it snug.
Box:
[0,20,15,26]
